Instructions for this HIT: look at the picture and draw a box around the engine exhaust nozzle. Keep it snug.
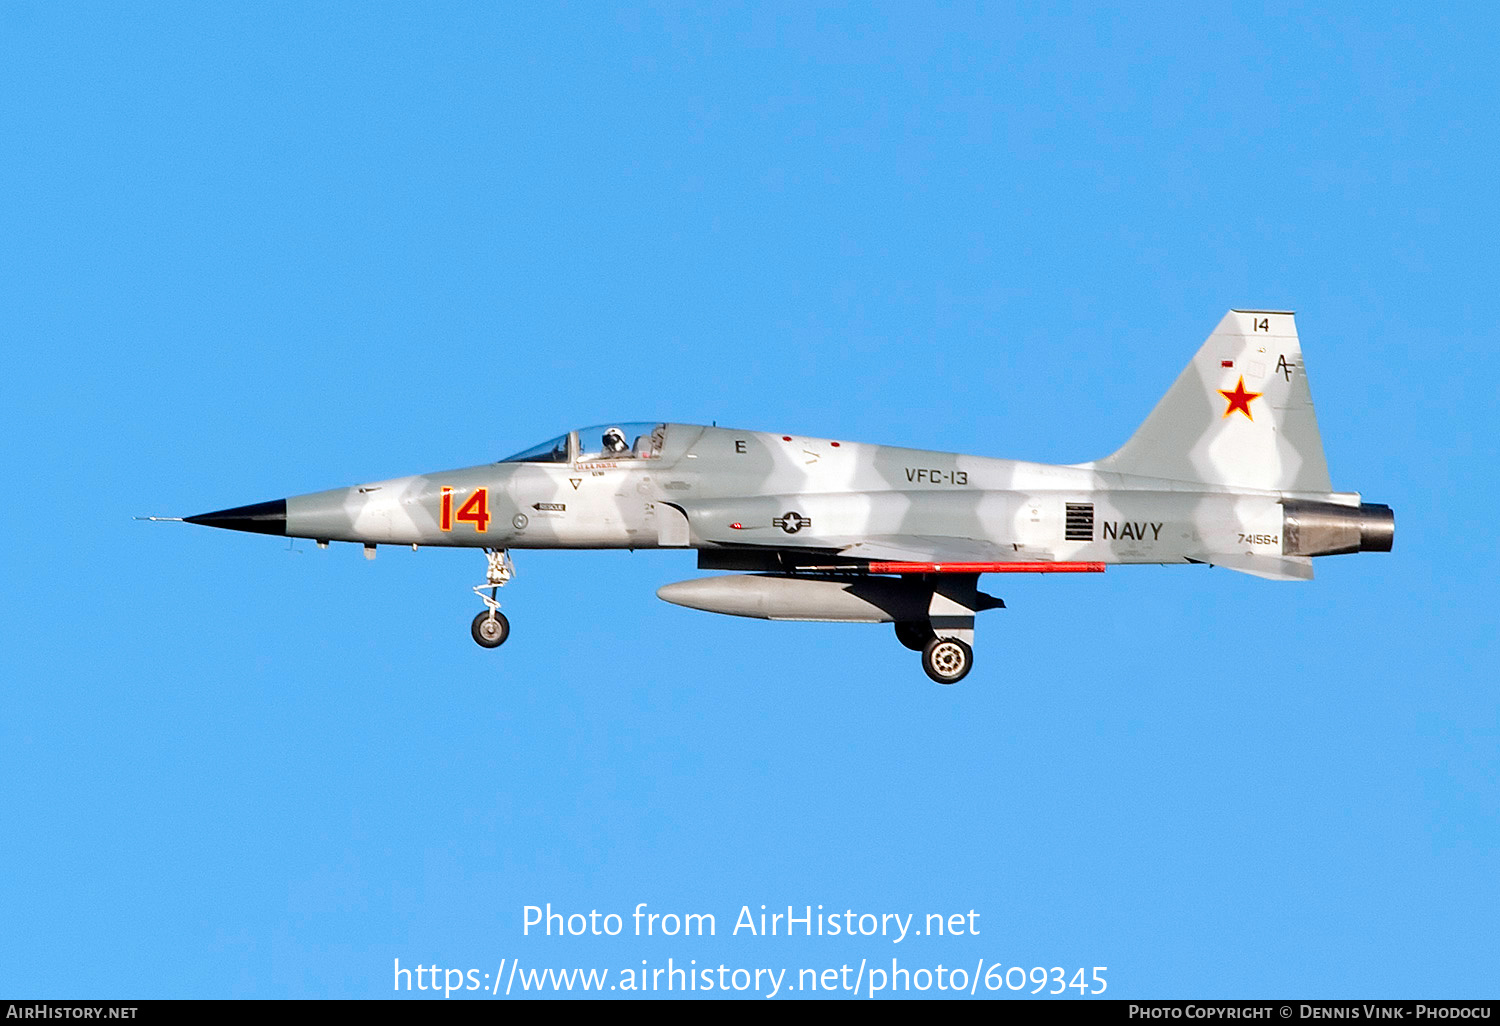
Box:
[1282,500,1394,557]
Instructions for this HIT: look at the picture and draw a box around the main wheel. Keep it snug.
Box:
[471,610,510,648]
[894,620,936,652]
[922,637,972,685]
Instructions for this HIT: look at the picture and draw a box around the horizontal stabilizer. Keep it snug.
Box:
[1189,552,1314,581]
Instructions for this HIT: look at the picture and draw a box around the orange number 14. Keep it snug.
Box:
[439,487,491,533]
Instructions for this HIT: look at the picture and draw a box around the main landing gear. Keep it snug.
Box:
[921,637,973,685]
[471,548,514,649]
[894,620,975,684]
[893,620,935,652]
[892,575,985,685]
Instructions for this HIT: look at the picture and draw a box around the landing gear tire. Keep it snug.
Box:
[471,610,510,648]
[894,620,936,652]
[922,637,972,685]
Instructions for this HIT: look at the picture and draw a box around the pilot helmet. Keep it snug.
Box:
[603,426,628,453]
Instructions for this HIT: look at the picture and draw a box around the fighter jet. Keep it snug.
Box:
[163,310,1392,683]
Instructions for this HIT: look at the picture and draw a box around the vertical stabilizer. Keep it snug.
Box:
[1088,310,1333,492]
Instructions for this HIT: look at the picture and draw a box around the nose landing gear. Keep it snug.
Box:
[471,548,514,649]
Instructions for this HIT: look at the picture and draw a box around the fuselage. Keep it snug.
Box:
[175,310,1397,683]
[234,423,1374,567]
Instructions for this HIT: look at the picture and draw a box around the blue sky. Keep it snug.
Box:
[2,2,1495,999]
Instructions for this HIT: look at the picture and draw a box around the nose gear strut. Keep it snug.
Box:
[471,548,514,648]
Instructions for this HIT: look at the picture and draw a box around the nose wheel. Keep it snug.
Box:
[472,610,510,648]
[471,548,515,649]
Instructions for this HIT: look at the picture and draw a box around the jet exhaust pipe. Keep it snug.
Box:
[1281,500,1394,557]
[657,574,1002,623]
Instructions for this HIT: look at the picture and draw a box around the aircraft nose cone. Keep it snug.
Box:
[184,498,287,536]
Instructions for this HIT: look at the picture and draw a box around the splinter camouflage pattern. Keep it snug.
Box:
[178,311,1393,683]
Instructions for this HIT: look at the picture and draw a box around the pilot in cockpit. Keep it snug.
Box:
[601,426,630,456]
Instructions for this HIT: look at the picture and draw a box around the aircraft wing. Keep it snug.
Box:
[699,533,1091,577]
[838,539,1313,579]
[833,536,1312,580]
[710,533,1031,565]
[833,536,1024,565]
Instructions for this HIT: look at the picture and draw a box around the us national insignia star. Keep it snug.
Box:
[1218,376,1262,421]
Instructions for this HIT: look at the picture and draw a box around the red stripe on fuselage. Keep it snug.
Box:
[865,561,1107,574]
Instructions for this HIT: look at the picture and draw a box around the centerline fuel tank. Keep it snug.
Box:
[656,574,1003,622]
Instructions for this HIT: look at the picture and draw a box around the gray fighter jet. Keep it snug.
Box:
[164,310,1392,683]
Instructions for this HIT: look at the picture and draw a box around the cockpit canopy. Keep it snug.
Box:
[498,422,667,464]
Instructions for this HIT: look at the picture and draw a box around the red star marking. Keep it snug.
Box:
[1219,376,1262,421]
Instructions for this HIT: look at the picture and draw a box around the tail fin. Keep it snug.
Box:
[1088,310,1333,492]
